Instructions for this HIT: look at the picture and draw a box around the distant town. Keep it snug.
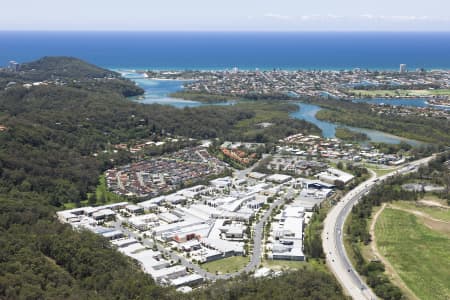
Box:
[145,65,450,105]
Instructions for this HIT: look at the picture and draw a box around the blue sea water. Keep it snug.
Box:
[1,31,450,70]
[0,31,439,145]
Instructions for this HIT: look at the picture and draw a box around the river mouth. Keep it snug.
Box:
[121,70,424,146]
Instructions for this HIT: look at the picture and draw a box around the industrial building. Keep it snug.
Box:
[268,206,305,261]
[316,168,354,186]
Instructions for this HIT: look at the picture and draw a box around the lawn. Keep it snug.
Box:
[201,256,249,274]
[375,208,450,300]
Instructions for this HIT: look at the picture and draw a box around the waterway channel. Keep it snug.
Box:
[121,70,424,145]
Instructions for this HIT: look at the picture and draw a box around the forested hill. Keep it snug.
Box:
[0,56,144,96]
[20,56,118,79]
[0,57,340,299]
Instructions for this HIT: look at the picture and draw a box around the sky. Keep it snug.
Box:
[2,0,450,31]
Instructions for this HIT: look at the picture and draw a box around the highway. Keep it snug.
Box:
[322,155,435,299]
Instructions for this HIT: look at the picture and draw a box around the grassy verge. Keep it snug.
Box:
[262,259,306,270]
[261,258,329,273]
[201,256,250,274]
[375,208,450,300]
[364,164,398,177]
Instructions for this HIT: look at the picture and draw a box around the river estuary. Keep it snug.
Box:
[122,71,427,146]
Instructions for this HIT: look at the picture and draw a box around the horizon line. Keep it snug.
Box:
[1,29,450,33]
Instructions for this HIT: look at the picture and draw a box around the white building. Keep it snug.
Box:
[128,213,159,231]
[150,265,187,281]
[270,205,305,261]
[316,168,354,185]
[170,274,203,287]
[399,64,407,73]
[266,174,292,184]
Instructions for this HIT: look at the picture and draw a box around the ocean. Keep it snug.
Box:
[1,31,450,70]
[0,31,445,145]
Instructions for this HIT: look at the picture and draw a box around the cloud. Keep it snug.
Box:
[264,13,292,20]
[262,13,450,23]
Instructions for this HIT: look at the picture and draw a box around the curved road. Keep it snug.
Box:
[322,155,435,299]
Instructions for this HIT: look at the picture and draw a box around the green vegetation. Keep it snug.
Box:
[370,141,413,155]
[312,98,450,146]
[169,90,235,103]
[376,208,450,300]
[366,165,397,177]
[335,127,368,141]
[0,57,344,299]
[188,268,344,300]
[229,102,320,142]
[63,175,127,209]
[345,182,414,299]
[94,175,126,205]
[201,256,249,273]
[0,56,144,97]
[341,163,370,191]
[304,206,327,259]
[391,200,450,222]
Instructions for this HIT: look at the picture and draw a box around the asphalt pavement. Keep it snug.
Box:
[322,155,435,299]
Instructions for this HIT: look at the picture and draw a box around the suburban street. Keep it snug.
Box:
[322,155,436,299]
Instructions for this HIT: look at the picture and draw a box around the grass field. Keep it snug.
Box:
[392,201,450,222]
[347,89,450,98]
[201,256,249,274]
[375,208,450,300]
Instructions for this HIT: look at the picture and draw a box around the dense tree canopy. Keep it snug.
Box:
[0,57,342,299]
